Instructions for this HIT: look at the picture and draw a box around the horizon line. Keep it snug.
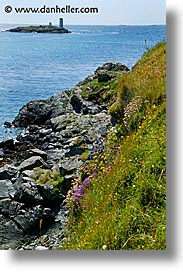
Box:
[0,22,166,26]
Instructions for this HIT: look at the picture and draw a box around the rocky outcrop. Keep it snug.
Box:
[77,62,129,87]
[13,100,53,128]
[0,62,129,249]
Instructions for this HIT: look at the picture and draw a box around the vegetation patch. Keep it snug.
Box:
[60,42,166,250]
[80,77,120,105]
[31,167,65,194]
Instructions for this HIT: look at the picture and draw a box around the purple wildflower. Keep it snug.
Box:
[73,173,97,202]
[92,172,98,177]
[82,177,91,186]
[74,185,84,202]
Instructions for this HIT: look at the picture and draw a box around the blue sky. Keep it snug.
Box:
[0,0,166,25]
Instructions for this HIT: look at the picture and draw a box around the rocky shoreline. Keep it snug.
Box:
[0,62,129,250]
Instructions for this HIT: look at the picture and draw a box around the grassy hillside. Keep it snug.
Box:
[60,42,166,250]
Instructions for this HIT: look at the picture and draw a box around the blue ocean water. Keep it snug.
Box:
[0,24,166,141]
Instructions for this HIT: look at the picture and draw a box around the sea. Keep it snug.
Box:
[0,24,166,142]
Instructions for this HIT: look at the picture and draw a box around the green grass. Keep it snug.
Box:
[31,167,65,194]
[109,42,166,124]
[60,42,166,250]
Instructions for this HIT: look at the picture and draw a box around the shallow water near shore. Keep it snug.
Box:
[0,24,166,141]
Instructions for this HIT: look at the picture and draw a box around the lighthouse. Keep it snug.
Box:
[59,18,63,28]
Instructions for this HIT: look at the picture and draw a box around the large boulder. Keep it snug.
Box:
[70,95,83,113]
[17,156,48,173]
[26,148,48,161]
[13,100,53,127]
[59,157,83,176]
[97,72,111,83]
[14,180,65,207]
[14,182,44,206]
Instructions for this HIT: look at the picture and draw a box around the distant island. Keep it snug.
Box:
[7,25,71,34]
[7,18,71,34]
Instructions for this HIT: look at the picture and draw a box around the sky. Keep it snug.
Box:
[0,0,166,25]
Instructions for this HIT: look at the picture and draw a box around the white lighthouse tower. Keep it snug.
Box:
[59,18,63,28]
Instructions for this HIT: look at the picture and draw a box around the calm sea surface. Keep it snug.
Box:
[0,24,166,141]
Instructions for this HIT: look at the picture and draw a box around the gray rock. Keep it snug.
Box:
[13,178,65,207]
[14,182,44,206]
[21,170,37,178]
[17,156,48,173]
[65,146,86,157]
[95,62,129,73]
[0,164,17,180]
[45,148,66,164]
[27,148,48,161]
[76,74,96,86]
[13,205,55,234]
[0,180,15,199]
[21,176,35,183]
[13,100,53,127]
[36,184,65,206]
[0,214,25,250]
[59,157,83,176]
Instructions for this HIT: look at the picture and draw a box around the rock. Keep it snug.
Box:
[17,156,48,173]
[36,184,65,206]
[14,182,44,206]
[21,170,37,178]
[65,146,86,157]
[14,172,65,207]
[0,180,15,199]
[0,214,26,250]
[97,72,111,83]
[0,196,54,230]
[26,148,48,161]
[95,62,130,73]
[0,164,17,180]
[4,121,13,128]
[45,149,66,166]
[70,95,83,113]
[76,74,97,86]
[0,139,15,152]
[13,100,53,127]
[0,196,55,249]
[59,157,83,176]
[13,205,55,234]
[0,178,63,249]
[77,62,129,87]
